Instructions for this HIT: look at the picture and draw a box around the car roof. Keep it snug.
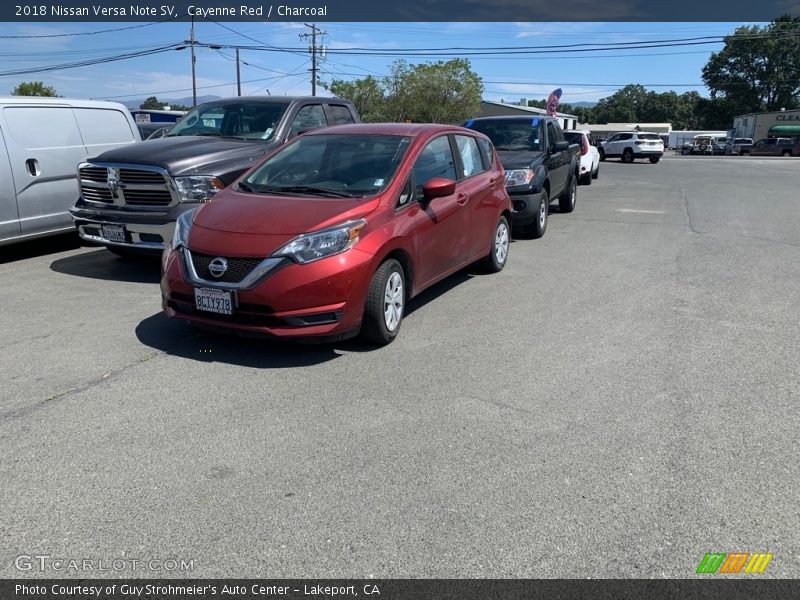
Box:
[0,96,129,110]
[195,96,353,106]
[306,123,473,137]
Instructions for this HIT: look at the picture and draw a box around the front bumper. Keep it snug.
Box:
[507,190,545,227]
[70,199,197,251]
[160,245,375,341]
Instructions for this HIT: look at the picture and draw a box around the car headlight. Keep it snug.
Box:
[172,208,198,249]
[504,168,536,188]
[174,176,225,203]
[275,220,366,264]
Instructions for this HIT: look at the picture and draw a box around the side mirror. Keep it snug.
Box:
[421,177,456,201]
[552,140,569,153]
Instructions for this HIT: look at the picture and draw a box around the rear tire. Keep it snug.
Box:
[361,259,405,346]
[649,156,661,164]
[580,172,592,185]
[559,175,577,213]
[480,215,510,272]
[592,163,599,179]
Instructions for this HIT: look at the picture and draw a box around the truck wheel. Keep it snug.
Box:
[522,190,548,239]
[622,149,634,163]
[559,175,577,213]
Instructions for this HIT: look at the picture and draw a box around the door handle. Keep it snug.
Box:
[26,159,40,176]
[456,193,469,206]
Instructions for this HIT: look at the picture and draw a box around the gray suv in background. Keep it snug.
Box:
[70,96,360,256]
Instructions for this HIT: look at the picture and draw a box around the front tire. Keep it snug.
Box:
[480,215,510,273]
[782,150,792,157]
[559,175,577,213]
[361,259,405,345]
[622,149,634,163]
[523,190,548,239]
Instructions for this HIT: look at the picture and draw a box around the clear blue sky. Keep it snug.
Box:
[0,21,762,105]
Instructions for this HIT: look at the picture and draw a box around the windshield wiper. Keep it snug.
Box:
[261,185,355,198]
[237,182,254,193]
[195,132,222,137]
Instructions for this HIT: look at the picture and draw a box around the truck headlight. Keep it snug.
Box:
[174,176,225,203]
[504,168,535,188]
[275,220,366,264]
[171,208,198,249]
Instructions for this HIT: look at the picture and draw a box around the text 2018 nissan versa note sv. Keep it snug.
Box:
[161,123,513,345]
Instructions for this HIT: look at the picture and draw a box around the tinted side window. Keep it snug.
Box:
[607,134,619,143]
[546,123,556,149]
[290,105,326,136]
[454,135,484,178]
[326,104,355,125]
[619,133,633,141]
[477,137,493,169]
[413,136,456,196]
[3,106,82,150]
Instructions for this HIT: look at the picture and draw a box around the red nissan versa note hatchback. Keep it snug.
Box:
[161,123,512,345]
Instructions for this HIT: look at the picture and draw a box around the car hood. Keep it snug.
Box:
[193,189,381,236]
[90,136,275,176]
[188,191,381,257]
[496,150,545,170]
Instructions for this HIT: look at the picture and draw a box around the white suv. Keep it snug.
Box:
[599,131,664,164]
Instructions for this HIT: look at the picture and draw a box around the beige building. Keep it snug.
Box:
[732,109,800,141]
[478,100,579,131]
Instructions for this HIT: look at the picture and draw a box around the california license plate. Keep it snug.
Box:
[101,224,126,244]
[194,287,233,315]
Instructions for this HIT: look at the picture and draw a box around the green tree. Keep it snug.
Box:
[326,76,386,122]
[12,81,58,96]
[323,59,483,125]
[702,17,800,115]
[140,96,164,110]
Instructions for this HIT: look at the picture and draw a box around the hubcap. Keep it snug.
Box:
[383,271,404,332]
[495,222,509,264]
[539,198,547,227]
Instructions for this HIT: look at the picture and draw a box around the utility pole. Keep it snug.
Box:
[300,23,326,96]
[236,48,241,96]
[190,16,197,107]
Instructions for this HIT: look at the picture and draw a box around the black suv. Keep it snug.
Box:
[70,96,360,255]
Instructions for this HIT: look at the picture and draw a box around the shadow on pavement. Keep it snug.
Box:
[50,248,161,284]
[0,233,82,264]
[135,268,482,364]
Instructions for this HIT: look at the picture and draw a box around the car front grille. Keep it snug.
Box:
[168,292,284,327]
[79,164,175,207]
[190,252,264,284]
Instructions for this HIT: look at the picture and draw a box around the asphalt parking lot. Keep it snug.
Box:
[1,154,799,578]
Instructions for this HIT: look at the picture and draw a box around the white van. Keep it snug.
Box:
[0,97,140,246]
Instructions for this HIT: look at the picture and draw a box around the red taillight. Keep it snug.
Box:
[635,140,645,145]
[581,136,589,156]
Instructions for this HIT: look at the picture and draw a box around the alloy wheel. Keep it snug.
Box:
[383,272,404,332]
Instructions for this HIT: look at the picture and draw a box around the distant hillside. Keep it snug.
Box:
[122,95,221,110]
[569,101,597,108]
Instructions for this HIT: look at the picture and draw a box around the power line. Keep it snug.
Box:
[0,44,183,78]
[0,19,179,39]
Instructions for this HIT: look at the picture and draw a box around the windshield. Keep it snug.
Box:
[242,134,413,198]
[467,119,540,151]
[166,101,287,140]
